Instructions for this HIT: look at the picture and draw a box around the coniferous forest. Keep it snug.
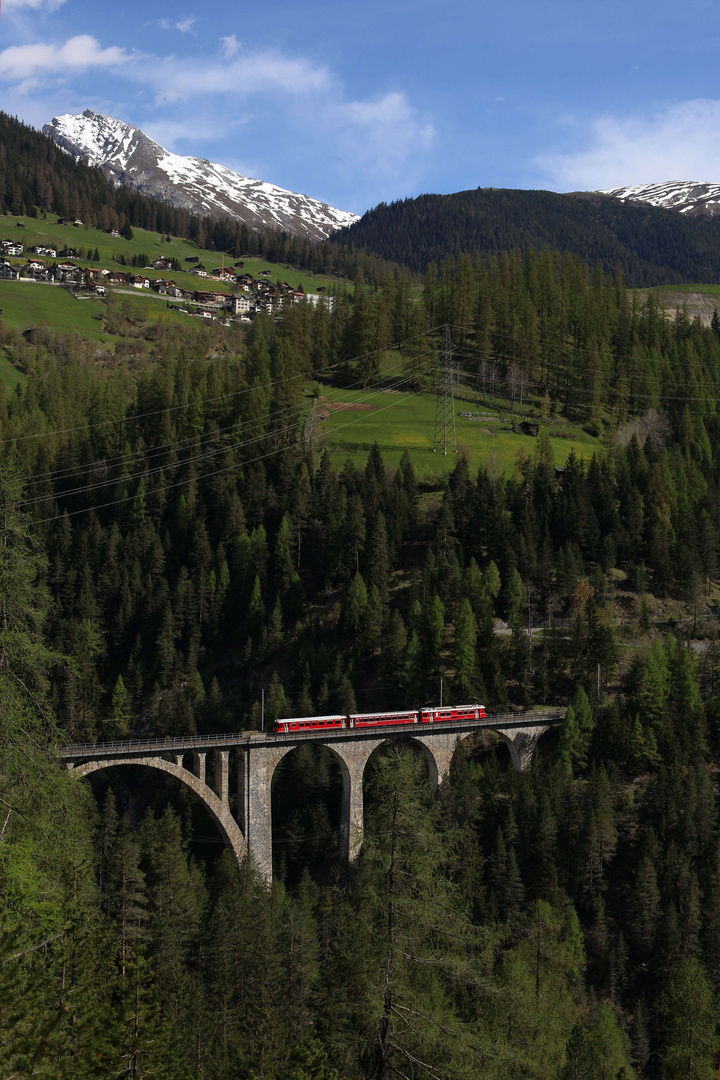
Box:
[333,186,720,285]
[6,239,720,1077]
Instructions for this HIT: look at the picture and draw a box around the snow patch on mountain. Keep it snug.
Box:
[597,181,720,219]
[43,109,359,241]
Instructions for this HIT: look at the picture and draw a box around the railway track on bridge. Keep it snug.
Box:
[58,707,566,761]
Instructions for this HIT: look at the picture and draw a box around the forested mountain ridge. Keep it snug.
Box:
[332,185,720,284]
[5,244,720,1075]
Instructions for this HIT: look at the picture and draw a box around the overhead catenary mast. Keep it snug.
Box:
[432,324,458,455]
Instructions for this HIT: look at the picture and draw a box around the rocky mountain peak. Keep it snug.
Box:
[43,110,359,242]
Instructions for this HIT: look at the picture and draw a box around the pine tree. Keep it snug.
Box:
[660,957,717,1080]
[585,1002,635,1080]
[423,593,445,675]
[630,855,661,959]
[362,583,383,656]
[110,674,132,737]
[343,572,368,636]
[559,685,595,771]
[454,597,477,694]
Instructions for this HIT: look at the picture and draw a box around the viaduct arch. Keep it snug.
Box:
[73,753,246,865]
[64,712,561,882]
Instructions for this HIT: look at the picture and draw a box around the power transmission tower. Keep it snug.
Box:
[432,324,457,455]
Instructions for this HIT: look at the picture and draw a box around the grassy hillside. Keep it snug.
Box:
[0,347,26,393]
[1,280,107,338]
[0,281,192,343]
[0,211,358,352]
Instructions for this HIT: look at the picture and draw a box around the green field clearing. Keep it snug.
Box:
[0,347,26,393]
[0,280,109,338]
[0,281,204,343]
[0,214,348,295]
[650,283,720,297]
[641,282,720,327]
[311,382,600,481]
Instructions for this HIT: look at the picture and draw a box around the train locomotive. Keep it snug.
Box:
[273,703,487,734]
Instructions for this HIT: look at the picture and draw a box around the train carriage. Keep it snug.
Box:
[274,714,346,734]
[350,709,418,729]
[273,704,486,734]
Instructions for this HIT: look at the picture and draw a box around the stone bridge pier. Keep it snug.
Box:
[240,727,523,878]
[494,724,551,771]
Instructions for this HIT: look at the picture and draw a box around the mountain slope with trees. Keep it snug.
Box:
[0,111,407,285]
[332,186,720,285]
[4,242,720,1076]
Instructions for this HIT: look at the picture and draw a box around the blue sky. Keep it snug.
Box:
[1,0,720,215]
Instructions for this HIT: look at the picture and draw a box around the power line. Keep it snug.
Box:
[22,357,435,509]
[443,341,720,404]
[19,350,431,494]
[32,380,435,526]
[449,322,720,382]
[4,324,445,447]
[432,325,457,455]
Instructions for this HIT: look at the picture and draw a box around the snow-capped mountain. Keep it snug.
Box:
[596,181,720,219]
[43,110,359,241]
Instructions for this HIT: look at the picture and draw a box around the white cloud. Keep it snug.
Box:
[143,49,332,105]
[144,116,249,149]
[134,52,434,193]
[3,0,66,9]
[0,28,434,208]
[159,17,196,33]
[332,91,435,181]
[0,36,130,81]
[220,34,241,59]
[537,99,720,190]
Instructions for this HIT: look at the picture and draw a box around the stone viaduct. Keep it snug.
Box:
[61,709,564,882]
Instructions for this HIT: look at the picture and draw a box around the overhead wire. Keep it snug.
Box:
[31,377,436,525]
[448,321,720,382]
[445,340,720,402]
[20,354,436,509]
[451,339,715,384]
[3,323,444,447]
[20,348,433,491]
[23,307,719,519]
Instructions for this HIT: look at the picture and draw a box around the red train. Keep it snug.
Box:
[274,703,487,734]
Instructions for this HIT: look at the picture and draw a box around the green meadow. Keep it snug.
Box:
[0,214,602,480]
[0,280,193,343]
[312,380,600,482]
[0,347,26,393]
[0,280,108,338]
